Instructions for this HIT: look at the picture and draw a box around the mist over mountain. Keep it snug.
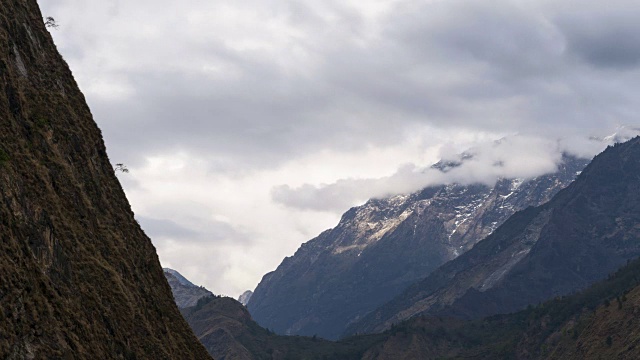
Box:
[165,139,640,360]
[248,155,589,340]
[350,137,640,336]
[238,290,253,306]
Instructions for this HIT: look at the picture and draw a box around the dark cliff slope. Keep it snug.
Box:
[0,1,211,358]
[248,156,587,340]
[360,252,640,359]
[350,138,640,336]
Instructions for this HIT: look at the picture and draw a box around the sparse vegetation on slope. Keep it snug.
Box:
[0,0,210,358]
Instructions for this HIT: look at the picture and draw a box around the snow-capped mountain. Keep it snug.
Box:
[247,155,590,340]
[350,137,640,336]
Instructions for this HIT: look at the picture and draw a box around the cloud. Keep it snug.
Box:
[271,133,637,212]
[137,215,250,245]
[42,0,640,171]
[555,0,640,70]
[37,0,640,296]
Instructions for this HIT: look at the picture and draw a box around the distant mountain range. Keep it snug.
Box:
[167,137,640,359]
[248,155,590,339]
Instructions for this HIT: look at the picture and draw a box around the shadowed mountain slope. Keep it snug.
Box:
[359,252,640,359]
[350,138,640,336]
[174,230,640,359]
[0,1,210,358]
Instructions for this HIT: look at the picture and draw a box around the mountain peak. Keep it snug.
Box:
[163,267,196,287]
[248,155,590,339]
[348,136,640,335]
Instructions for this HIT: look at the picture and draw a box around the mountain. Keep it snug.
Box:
[357,250,640,359]
[350,137,640,336]
[164,268,214,308]
[180,296,256,360]
[181,294,389,360]
[177,139,640,359]
[164,267,197,287]
[174,222,640,360]
[170,276,373,359]
[248,155,589,339]
[0,1,210,358]
[239,290,253,306]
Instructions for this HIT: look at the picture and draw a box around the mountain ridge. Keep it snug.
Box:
[248,155,589,339]
[349,137,640,336]
[168,138,640,359]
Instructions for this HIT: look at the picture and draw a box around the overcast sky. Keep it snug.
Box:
[38,0,640,297]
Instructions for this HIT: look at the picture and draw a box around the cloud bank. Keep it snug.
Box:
[271,133,640,212]
[38,0,640,296]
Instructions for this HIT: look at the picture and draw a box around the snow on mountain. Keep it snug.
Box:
[248,155,590,340]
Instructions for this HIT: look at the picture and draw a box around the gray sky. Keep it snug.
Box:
[39,0,640,297]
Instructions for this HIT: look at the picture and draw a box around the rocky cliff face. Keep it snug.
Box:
[248,155,588,340]
[0,1,210,358]
[164,268,214,309]
[350,138,640,336]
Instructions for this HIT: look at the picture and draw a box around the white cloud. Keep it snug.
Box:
[38,0,640,296]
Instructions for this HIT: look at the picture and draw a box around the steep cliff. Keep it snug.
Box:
[0,1,211,358]
[248,156,588,340]
[360,249,640,359]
